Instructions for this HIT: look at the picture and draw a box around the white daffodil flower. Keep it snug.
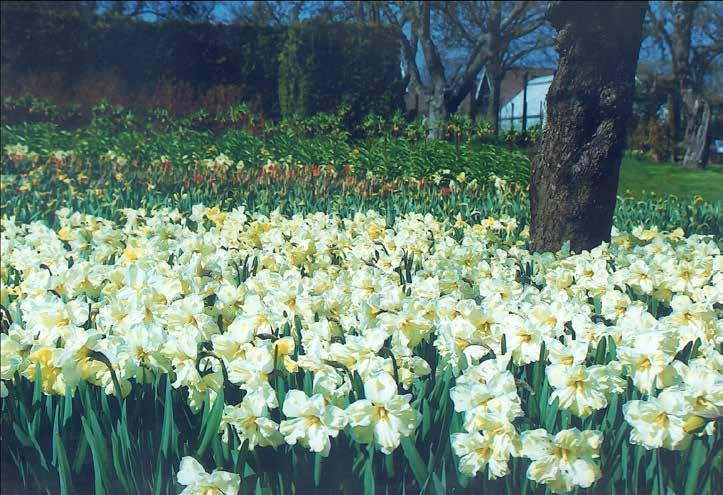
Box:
[177,456,240,495]
[346,371,420,454]
[279,389,347,457]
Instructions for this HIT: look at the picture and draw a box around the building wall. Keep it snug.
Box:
[499,75,553,131]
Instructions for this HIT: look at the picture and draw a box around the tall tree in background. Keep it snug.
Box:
[228,1,307,25]
[648,1,721,169]
[0,1,99,19]
[529,1,647,253]
[231,1,551,137]
[100,1,217,22]
[437,2,552,133]
[383,1,549,138]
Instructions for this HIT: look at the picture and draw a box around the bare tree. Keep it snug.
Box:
[438,2,552,132]
[381,1,549,138]
[100,1,218,22]
[648,1,721,169]
[227,1,551,138]
[228,1,307,25]
[2,0,99,18]
[529,1,647,253]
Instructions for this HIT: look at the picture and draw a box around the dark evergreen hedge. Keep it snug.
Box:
[278,21,404,121]
[0,7,402,120]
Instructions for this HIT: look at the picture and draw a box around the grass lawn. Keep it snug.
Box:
[618,155,723,202]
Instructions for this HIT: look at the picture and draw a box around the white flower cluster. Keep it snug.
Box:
[101,150,129,167]
[199,153,236,174]
[4,143,39,167]
[1,206,720,492]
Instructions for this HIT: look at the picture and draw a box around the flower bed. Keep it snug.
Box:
[1,207,720,493]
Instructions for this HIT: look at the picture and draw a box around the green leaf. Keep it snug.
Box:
[314,453,322,488]
[401,437,428,488]
[421,400,431,439]
[63,384,73,426]
[196,388,224,458]
[363,446,376,495]
[160,378,175,457]
[32,361,43,405]
[81,416,108,495]
[683,439,706,495]
[53,431,74,495]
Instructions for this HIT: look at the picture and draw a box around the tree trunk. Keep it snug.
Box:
[682,93,711,169]
[529,1,646,253]
[485,74,502,135]
[426,85,448,140]
[669,1,710,169]
[667,91,680,161]
[469,89,479,121]
[445,81,474,117]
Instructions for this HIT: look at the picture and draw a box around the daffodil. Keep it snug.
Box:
[623,389,694,450]
[547,363,624,417]
[221,393,283,450]
[346,371,420,454]
[279,390,347,456]
[452,413,520,478]
[177,456,240,495]
[521,428,602,493]
[617,330,678,394]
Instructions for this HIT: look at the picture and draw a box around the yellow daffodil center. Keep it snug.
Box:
[552,446,572,463]
[655,412,669,428]
[373,405,389,421]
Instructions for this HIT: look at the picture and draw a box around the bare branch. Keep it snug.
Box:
[417,2,446,84]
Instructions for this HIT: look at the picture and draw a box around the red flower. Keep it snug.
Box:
[343,164,351,175]
[194,173,203,184]
[347,176,355,185]
[312,164,320,177]
[441,186,451,197]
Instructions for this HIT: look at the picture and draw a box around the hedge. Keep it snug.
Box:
[0,6,403,121]
[278,21,404,120]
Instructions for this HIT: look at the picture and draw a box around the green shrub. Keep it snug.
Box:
[278,20,404,124]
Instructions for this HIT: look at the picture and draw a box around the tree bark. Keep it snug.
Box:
[485,68,502,135]
[671,1,710,169]
[682,94,711,169]
[529,1,647,253]
[426,86,448,140]
[667,91,680,161]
